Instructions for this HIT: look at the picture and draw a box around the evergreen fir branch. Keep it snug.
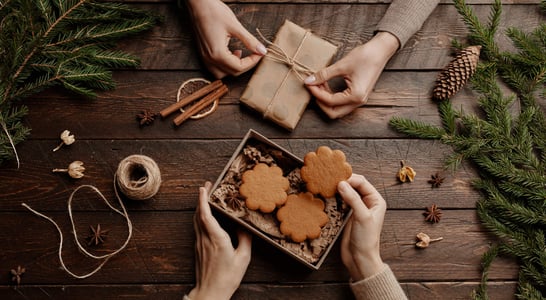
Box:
[388,117,445,139]
[478,180,546,226]
[0,0,159,164]
[453,0,500,60]
[472,244,500,300]
[438,100,460,135]
[391,1,546,297]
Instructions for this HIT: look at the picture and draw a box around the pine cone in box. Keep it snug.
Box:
[432,45,481,101]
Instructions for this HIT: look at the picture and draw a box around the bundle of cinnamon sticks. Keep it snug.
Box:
[160,79,228,126]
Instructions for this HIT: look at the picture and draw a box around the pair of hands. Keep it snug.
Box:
[185,0,400,119]
[189,174,387,299]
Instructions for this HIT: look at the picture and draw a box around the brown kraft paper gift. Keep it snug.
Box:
[240,20,338,130]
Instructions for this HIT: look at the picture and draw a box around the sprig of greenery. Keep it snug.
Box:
[0,0,159,165]
[389,0,546,298]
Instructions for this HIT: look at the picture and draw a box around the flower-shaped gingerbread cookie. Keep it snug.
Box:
[239,163,289,213]
[300,146,352,198]
[277,192,329,243]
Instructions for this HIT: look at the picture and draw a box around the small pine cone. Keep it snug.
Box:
[432,45,481,101]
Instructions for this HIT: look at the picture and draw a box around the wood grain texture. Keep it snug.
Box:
[117,4,543,71]
[1,1,542,299]
[0,139,480,211]
[0,281,518,300]
[0,210,517,284]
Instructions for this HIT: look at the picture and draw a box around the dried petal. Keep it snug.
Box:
[415,232,443,248]
[397,161,416,183]
[53,130,75,151]
[60,130,75,145]
[52,160,85,179]
[67,161,85,178]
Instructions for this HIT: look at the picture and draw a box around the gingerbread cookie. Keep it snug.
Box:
[300,146,352,198]
[277,192,329,243]
[239,163,289,213]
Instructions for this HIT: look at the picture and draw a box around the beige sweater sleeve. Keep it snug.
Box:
[376,0,440,48]
[350,264,408,300]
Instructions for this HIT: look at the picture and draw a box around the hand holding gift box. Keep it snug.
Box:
[240,20,338,130]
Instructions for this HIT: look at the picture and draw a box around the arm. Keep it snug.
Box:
[338,174,407,300]
[305,0,440,119]
[187,182,252,300]
[185,0,267,79]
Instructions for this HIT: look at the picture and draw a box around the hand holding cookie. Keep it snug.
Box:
[338,174,386,281]
[301,146,352,198]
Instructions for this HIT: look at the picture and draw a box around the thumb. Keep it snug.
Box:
[231,23,267,55]
[304,63,342,86]
[338,180,369,218]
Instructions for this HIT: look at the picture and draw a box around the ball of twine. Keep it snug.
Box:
[115,154,161,200]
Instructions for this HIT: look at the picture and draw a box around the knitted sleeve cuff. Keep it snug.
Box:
[375,0,440,48]
[350,264,408,300]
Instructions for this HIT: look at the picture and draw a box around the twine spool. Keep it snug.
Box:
[115,154,161,200]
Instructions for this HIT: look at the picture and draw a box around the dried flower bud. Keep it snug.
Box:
[397,160,416,183]
[53,130,75,152]
[415,232,443,249]
[52,161,85,179]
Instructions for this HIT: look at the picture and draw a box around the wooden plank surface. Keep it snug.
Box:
[1,0,543,299]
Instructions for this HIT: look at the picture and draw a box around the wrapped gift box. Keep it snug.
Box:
[209,129,352,270]
[240,20,338,130]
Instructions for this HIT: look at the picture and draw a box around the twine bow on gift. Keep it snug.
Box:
[256,29,316,82]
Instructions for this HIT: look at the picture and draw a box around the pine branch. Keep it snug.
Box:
[388,117,445,139]
[0,0,159,164]
[391,1,546,297]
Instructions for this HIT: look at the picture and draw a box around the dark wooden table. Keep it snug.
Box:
[1,1,543,299]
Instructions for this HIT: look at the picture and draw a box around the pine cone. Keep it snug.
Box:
[432,45,481,101]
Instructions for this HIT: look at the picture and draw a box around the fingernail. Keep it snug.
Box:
[304,75,315,84]
[338,181,349,192]
[256,44,267,55]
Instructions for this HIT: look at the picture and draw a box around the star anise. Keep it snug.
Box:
[87,224,109,246]
[428,172,445,188]
[136,109,158,126]
[225,191,243,211]
[423,204,443,223]
[10,265,25,285]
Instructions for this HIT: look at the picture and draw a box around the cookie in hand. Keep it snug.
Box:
[301,146,352,198]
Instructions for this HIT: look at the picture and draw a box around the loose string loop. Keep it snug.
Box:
[21,155,161,279]
[21,184,133,279]
[0,117,20,169]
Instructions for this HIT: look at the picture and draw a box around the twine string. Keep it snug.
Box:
[256,29,315,119]
[115,154,162,201]
[256,29,315,81]
[21,154,162,279]
[0,116,20,169]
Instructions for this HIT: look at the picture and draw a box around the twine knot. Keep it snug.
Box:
[256,28,316,82]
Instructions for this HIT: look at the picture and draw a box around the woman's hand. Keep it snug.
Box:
[338,174,387,281]
[186,0,267,78]
[188,182,252,300]
[305,32,399,119]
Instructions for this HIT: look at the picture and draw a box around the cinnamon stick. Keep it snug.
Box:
[173,84,228,126]
[160,79,223,118]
